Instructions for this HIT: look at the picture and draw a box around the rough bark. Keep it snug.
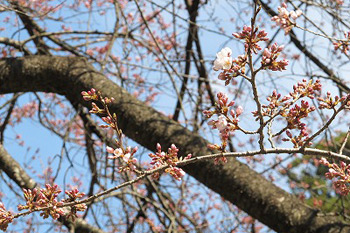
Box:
[0,144,36,189]
[0,56,349,232]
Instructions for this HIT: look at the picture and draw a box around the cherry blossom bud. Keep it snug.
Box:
[156,143,162,151]
[263,48,271,57]
[228,101,235,107]
[232,32,240,38]
[277,45,284,52]
[320,157,329,166]
[171,144,177,150]
[216,115,228,131]
[236,106,243,116]
[218,72,226,80]
[106,146,114,154]
[207,144,219,150]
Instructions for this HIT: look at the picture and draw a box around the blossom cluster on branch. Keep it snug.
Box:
[82,88,140,172]
[320,158,350,196]
[208,3,350,197]
[82,88,191,180]
[0,203,13,231]
[333,32,350,55]
[149,143,192,181]
[203,92,243,163]
[0,184,86,231]
[271,2,302,34]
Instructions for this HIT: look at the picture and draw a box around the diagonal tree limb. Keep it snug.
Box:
[0,56,349,232]
[0,144,36,189]
[8,1,50,55]
[9,1,82,56]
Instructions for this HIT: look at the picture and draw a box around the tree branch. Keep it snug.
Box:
[0,56,349,232]
[0,144,106,233]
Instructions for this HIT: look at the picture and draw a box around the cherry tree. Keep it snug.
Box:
[0,0,350,232]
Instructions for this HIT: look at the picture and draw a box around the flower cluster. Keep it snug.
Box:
[1,184,88,232]
[283,100,316,130]
[106,145,138,172]
[255,79,322,147]
[319,158,350,195]
[261,90,291,117]
[271,3,302,34]
[82,89,192,180]
[82,89,139,172]
[0,203,13,232]
[261,43,288,71]
[213,27,289,86]
[82,88,114,115]
[203,92,243,159]
[233,25,268,53]
[290,79,322,100]
[258,80,321,119]
[81,88,98,101]
[318,91,346,109]
[333,32,350,55]
[149,144,191,181]
[216,52,247,86]
[18,184,65,220]
[63,189,87,221]
[280,80,321,147]
[283,125,310,148]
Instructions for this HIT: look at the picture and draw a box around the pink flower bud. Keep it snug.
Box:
[156,143,161,151]
[271,43,277,51]
[320,157,329,166]
[228,101,235,107]
[277,45,285,52]
[171,144,177,150]
[236,106,243,116]
[218,72,226,80]
[132,146,138,154]
[216,115,228,131]
[106,146,115,154]
[263,48,271,58]
[207,144,219,150]
[232,33,240,38]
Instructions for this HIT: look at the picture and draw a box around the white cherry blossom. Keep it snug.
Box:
[216,115,228,131]
[213,47,233,71]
